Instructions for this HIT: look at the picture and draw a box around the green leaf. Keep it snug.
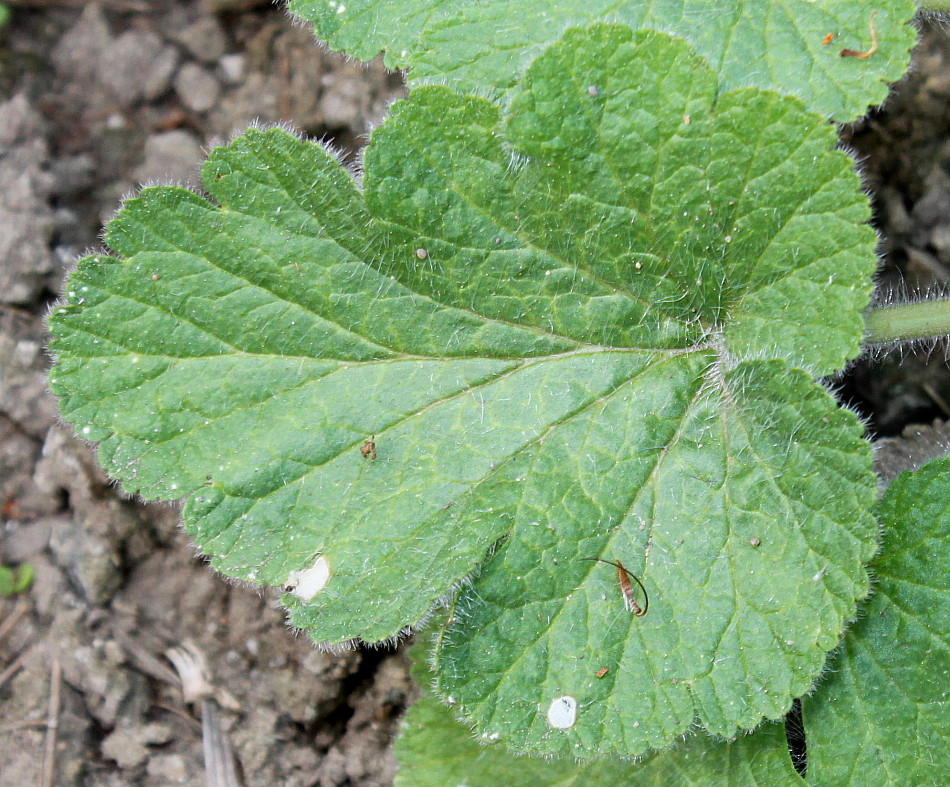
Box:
[0,563,33,596]
[397,632,804,785]
[289,0,917,122]
[803,458,950,786]
[395,695,804,786]
[48,27,878,756]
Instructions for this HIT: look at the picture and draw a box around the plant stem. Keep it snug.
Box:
[863,299,950,343]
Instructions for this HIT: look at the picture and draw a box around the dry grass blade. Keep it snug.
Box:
[166,642,242,787]
[0,599,29,643]
[40,655,61,787]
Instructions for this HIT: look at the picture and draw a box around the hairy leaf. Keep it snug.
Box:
[289,0,917,121]
[395,695,804,786]
[48,27,878,756]
[397,633,804,784]
[804,458,950,786]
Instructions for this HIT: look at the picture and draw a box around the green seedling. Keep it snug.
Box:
[0,563,33,597]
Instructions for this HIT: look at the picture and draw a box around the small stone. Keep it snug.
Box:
[101,729,147,769]
[320,67,372,129]
[930,224,950,263]
[924,69,950,99]
[172,17,227,64]
[146,754,190,783]
[0,95,56,305]
[0,331,60,434]
[209,72,280,135]
[101,734,141,769]
[880,186,912,236]
[141,47,181,103]
[97,31,179,106]
[139,722,174,746]
[912,169,950,229]
[133,130,204,187]
[48,154,95,199]
[1,518,53,561]
[174,63,221,114]
[219,53,246,84]
[48,516,123,604]
[52,5,112,83]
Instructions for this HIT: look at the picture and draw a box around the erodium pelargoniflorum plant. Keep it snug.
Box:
[48,1,949,783]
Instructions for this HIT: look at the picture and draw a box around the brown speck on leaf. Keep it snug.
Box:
[360,437,377,460]
[595,667,608,678]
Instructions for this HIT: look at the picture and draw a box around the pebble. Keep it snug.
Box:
[97,31,180,106]
[146,753,190,783]
[0,95,56,305]
[172,16,228,64]
[219,53,246,84]
[133,130,204,187]
[174,62,221,113]
[931,224,950,263]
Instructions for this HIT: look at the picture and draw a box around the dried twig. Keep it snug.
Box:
[0,647,30,690]
[113,629,182,687]
[154,703,203,734]
[40,656,61,787]
[0,598,29,643]
[923,382,950,417]
[0,304,36,325]
[0,719,47,734]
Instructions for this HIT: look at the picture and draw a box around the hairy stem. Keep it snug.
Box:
[863,299,950,343]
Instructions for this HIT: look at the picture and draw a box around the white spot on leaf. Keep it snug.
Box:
[546,695,577,729]
[283,556,330,601]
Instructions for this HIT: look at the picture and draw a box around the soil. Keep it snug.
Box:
[0,4,947,785]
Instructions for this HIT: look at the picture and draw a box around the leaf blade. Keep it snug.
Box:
[289,0,917,121]
[435,358,876,756]
[803,458,950,787]
[47,27,880,755]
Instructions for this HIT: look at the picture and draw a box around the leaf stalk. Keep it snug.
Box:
[863,298,950,344]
